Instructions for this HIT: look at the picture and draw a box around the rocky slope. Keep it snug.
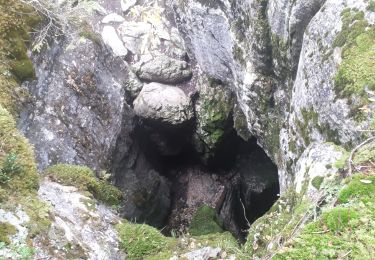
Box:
[1,0,375,259]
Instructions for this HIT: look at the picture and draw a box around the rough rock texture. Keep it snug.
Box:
[134,55,192,84]
[34,180,125,260]
[194,78,234,163]
[181,247,222,260]
[133,82,193,125]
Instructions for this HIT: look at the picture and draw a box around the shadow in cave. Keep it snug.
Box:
[133,120,280,243]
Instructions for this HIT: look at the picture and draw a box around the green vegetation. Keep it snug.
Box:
[0,153,23,184]
[338,173,375,204]
[189,205,223,236]
[0,105,39,199]
[311,176,324,190]
[0,0,40,114]
[116,221,173,259]
[0,222,17,244]
[333,9,375,121]
[45,164,123,206]
[274,173,375,259]
[367,1,375,12]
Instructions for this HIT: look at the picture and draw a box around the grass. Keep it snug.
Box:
[45,164,123,206]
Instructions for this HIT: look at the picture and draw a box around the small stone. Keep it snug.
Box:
[101,26,128,57]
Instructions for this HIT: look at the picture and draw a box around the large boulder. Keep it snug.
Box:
[134,55,192,84]
[133,83,194,126]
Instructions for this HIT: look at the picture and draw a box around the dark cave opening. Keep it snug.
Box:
[132,120,280,242]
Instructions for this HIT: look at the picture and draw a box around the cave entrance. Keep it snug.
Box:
[135,123,280,242]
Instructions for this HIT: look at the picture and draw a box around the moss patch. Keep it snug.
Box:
[333,9,375,121]
[311,176,324,190]
[0,105,39,198]
[188,205,223,236]
[45,164,123,206]
[0,222,17,244]
[116,221,173,259]
[0,0,40,114]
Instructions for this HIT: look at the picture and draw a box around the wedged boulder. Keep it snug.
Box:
[133,82,193,125]
[134,55,192,84]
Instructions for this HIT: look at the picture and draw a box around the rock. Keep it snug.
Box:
[193,78,234,164]
[124,70,143,101]
[101,13,125,24]
[134,55,192,84]
[101,26,128,57]
[182,247,221,260]
[118,21,152,55]
[120,0,136,13]
[294,142,345,200]
[34,180,125,260]
[133,83,193,125]
[116,169,171,228]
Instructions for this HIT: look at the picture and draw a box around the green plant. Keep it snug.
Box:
[0,153,23,184]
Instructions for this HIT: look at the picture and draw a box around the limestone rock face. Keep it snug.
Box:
[134,55,192,84]
[34,180,125,260]
[133,83,193,125]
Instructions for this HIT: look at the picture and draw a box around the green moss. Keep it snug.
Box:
[116,221,172,259]
[311,176,324,190]
[45,164,123,206]
[321,207,359,231]
[0,0,40,114]
[10,59,35,81]
[0,222,17,244]
[338,173,375,204]
[0,105,39,198]
[333,9,375,121]
[189,205,223,236]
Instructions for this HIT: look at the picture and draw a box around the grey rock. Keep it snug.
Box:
[133,82,193,125]
[101,25,128,57]
[182,247,221,260]
[34,180,125,260]
[134,55,192,84]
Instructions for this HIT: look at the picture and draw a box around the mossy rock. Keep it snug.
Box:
[0,222,17,244]
[45,164,123,206]
[0,105,39,197]
[116,221,173,259]
[188,205,223,236]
